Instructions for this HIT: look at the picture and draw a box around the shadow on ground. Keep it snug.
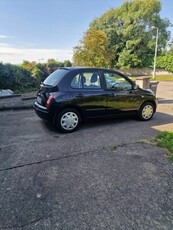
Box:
[40,111,173,134]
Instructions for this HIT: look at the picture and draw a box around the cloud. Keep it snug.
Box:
[0,42,14,47]
[0,35,14,39]
[0,45,73,64]
[0,35,8,39]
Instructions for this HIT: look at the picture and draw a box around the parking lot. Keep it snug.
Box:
[0,82,173,229]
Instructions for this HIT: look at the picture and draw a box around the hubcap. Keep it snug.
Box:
[61,112,78,130]
[142,105,153,119]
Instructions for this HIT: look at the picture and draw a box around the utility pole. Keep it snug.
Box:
[151,26,159,79]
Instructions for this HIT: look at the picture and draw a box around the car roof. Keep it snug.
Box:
[58,67,131,78]
[58,67,136,86]
[59,67,113,71]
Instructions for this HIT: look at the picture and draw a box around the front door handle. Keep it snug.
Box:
[108,93,116,97]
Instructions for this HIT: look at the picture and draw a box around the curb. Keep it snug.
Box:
[0,94,21,99]
[0,96,36,111]
[22,96,36,100]
[0,105,34,111]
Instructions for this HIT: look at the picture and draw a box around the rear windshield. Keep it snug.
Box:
[43,69,69,86]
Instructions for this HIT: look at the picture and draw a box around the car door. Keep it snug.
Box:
[69,70,107,118]
[103,71,141,116]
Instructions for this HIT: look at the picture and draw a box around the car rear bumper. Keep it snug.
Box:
[34,101,50,120]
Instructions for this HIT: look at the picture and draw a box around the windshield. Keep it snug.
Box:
[43,69,69,86]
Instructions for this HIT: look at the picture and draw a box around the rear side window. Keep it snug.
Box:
[43,69,68,86]
[71,72,101,89]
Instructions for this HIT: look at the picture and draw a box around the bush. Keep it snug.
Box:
[0,59,72,93]
[0,63,39,91]
[157,55,173,73]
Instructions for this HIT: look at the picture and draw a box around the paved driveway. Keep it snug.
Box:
[0,81,173,229]
[155,81,173,131]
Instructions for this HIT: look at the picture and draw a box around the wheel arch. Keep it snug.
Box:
[137,100,156,121]
[53,105,85,125]
[139,100,157,113]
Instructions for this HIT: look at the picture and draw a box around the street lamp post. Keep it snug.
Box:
[151,26,159,79]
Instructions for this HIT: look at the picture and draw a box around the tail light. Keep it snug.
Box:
[46,94,54,109]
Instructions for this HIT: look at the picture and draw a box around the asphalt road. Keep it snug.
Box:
[0,82,173,229]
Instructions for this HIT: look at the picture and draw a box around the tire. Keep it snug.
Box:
[56,108,81,133]
[138,102,154,121]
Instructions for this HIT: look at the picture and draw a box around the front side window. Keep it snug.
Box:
[104,72,132,91]
[71,72,101,89]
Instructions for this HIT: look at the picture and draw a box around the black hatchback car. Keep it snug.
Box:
[34,67,157,133]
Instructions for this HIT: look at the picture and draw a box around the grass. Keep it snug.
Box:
[155,131,173,162]
[99,132,173,162]
[130,75,173,81]
[153,75,173,81]
[99,145,118,151]
[110,145,118,151]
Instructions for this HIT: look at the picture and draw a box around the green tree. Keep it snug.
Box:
[64,60,72,67]
[0,62,7,89]
[73,45,84,66]
[73,29,113,67]
[74,0,172,69]
[46,59,59,74]
[21,60,36,72]
[168,41,173,55]
[21,60,44,86]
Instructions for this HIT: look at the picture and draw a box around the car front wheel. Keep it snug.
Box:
[56,108,81,133]
[138,102,154,121]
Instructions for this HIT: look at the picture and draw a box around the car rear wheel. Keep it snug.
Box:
[56,108,81,133]
[138,102,154,121]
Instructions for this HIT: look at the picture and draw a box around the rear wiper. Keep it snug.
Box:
[41,82,52,87]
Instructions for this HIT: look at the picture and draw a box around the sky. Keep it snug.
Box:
[0,0,173,64]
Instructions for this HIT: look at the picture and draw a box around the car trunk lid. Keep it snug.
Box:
[36,83,58,107]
